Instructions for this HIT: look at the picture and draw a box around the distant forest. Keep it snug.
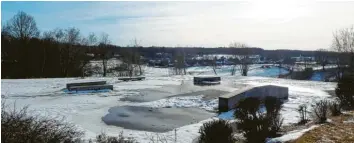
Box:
[1,11,346,79]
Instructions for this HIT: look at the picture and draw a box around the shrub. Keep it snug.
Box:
[234,97,283,143]
[198,120,234,143]
[264,96,284,137]
[1,105,84,143]
[335,74,354,109]
[265,96,282,117]
[293,67,314,80]
[297,104,309,125]
[313,100,329,123]
[96,132,136,143]
[269,114,284,137]
[329,100,341,116]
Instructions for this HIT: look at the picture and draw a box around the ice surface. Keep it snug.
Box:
[101,106,215,132]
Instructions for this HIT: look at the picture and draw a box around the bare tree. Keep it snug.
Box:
[131,38,144,76]
[315,48,329,71]
[274,50,285,76]
[332,25,354,78]
[40,31,55,76]
[64,27,81,45]
[229,42,250,76]
[332,26,354,53]
[79,32,97,77]
[209,55,218,75]
[80,37,89,46]
[87,32,97,46]
[3,11,40,77]
[42,28,65,42]
[60,27,85,77]
[42,28,69,76]
[42,31,55,41]
[98,32,111,77]
[53,28,65,43]
[4,11,39,39]
[170,48,187,75]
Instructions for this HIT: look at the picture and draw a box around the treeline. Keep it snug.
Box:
[1,11,349,79]
[2,33,90,78]
[116,47,326,60]
[1,11,130,79]
[2,11,88,78]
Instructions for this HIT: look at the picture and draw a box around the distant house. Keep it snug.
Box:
[113,54,121,58]
[86,53,95,57]
[291,55,315,62]
[248,55,262,63]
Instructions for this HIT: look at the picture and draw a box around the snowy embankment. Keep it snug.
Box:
[267,125,319,143]
[1,66,336,143]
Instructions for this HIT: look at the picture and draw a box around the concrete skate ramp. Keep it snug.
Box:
[120,84,229,102]
[102,106,215,132]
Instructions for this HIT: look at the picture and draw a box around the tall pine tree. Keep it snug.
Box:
[335,53,354,109]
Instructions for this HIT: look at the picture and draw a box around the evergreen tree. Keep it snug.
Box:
[335,70,354,109]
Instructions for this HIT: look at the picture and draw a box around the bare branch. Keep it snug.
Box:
[5,11,39,39]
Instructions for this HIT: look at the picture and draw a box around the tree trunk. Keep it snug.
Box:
[138,64,142,75]
[41,46,46,76]
[241,64,248,76]
[213,67,217,75]
[183,66,186,75]
[102,59,107,77]
[231,65,236,75]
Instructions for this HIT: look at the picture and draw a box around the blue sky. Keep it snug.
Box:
[2,1,354,50]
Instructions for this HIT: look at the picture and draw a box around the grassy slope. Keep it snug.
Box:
[292,111,354,143]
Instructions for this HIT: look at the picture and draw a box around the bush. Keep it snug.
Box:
[265,96,282,117]
[234,97,283,143]
[265,96,284,137]
[96,132,136,143]
[312,100,329,123]
[335,74,354,109]
[1,105,84,143]
[329,100,341,116]
[1,102,139,143]
[297,104,309,125]
[198,120,234,143]
[269,114,284,137]
[293,67,314,80]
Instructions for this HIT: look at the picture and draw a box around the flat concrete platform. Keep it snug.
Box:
[66,81,106,89]
[102,106,215,132]
[66,81,113,91]
[194,76,221,86]
[69,84,113,91]
[118,77,145,81]
[120,84,229,102]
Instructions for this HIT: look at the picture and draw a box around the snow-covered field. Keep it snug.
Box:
[1,66,337,142]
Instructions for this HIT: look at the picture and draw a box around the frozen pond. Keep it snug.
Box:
[102,106,215,132]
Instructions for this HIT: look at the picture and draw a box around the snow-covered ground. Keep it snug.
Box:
[1,66,337,142]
